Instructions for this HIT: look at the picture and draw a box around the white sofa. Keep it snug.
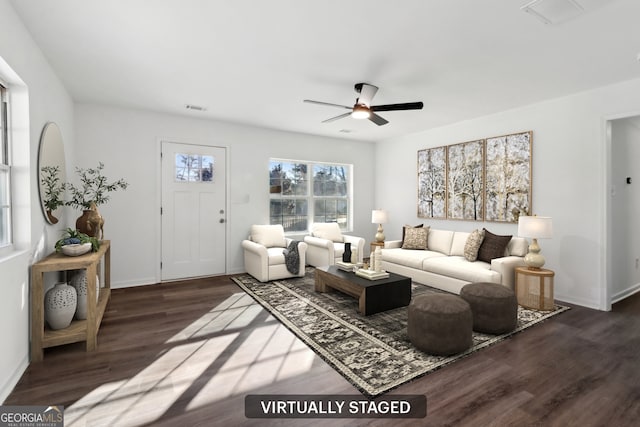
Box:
[242,225,308,282]
[304,222,365,267]
[381,228,528,295]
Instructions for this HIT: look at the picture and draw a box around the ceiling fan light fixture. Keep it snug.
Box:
[351,104,371,119]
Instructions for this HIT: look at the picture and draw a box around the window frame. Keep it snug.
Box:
[0,80,12,252]
[269,158,353,234]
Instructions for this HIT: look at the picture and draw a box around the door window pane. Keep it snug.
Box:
[175,153,215,182]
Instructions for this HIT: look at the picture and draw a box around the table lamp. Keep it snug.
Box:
[518,215,553,269]
[371,209,388,243]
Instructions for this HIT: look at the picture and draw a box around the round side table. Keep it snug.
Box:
[515,266,555,311]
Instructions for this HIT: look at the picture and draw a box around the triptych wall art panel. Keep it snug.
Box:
[417,131,532,223]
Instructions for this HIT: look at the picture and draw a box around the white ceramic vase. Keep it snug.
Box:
[69,269,99,319]
[44,282,77,330]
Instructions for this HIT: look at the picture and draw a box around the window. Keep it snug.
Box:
[174,153,214,182]
[269,159,351,232]
[0,82,10,248]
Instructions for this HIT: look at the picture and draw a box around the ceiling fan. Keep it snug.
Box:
[304,82,423,126]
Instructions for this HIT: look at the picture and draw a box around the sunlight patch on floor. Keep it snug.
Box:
[166,293,258,343]
[63,292,314,425]
[186,322,315,411]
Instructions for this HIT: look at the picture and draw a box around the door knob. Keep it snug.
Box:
[219,218,225,223]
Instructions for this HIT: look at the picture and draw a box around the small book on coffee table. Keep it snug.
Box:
[355,269,390,280]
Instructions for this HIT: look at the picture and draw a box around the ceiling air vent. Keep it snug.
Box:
[185,104,207,112]
[521,0,585,25]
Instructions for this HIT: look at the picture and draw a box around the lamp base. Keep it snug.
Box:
[375,224,385,243]
[524,238,545,269]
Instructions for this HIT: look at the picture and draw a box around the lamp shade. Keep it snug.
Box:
[371,210,388,224]
[518,216,553,239]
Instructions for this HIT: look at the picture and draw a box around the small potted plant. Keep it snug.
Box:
[65,162,128,237]
[55,228,100,256]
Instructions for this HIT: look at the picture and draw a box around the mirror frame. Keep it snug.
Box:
[37,122,67,225]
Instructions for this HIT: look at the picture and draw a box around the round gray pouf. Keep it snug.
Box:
[407,294,473,356]
[460,282,518,334]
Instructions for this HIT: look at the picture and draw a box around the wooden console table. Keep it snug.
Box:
[31,240,111,362]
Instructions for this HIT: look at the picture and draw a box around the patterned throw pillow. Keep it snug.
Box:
[401,224,423,246]
[401,227,428,250]
[477,229,512,263]
[464,229,485,262]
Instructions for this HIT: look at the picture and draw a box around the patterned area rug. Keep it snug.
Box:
[231,268,569,397]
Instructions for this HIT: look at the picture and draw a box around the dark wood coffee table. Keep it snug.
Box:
[314,266,411,315]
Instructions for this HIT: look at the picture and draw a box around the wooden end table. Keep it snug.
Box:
[515,266,555,311]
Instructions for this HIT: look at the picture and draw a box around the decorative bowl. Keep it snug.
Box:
[61,242,92,256]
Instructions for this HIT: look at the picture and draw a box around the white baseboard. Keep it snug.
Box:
[554,292,600,310]
[0,355,28,404]
[611,282,640,304]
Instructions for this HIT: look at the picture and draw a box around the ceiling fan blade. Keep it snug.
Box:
[371,102,424,112]
[357,83,378,107]
[322,112,351,123]
[304,100,351,110]
[369,113,389,126]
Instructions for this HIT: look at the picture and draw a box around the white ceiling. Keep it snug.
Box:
[10,0,640,142]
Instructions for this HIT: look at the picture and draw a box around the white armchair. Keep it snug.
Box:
[242,225,308,282]
[304,222,365,267]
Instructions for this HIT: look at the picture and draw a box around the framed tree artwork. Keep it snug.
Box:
[484,131,532,222]
[417,146,446,219]
[447,139,484,220]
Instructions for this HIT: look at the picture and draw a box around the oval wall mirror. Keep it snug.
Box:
[38,122,67,225]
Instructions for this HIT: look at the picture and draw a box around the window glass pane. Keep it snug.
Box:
[0,168,8,246]
[270,199,307,232]
[269,161,307,196]
[314,198,348,229]
[201,155,214,182]
[313,164,347,196]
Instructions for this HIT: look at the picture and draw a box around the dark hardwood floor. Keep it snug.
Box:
[5,274,640,426]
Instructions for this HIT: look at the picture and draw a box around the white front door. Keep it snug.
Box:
[161,141,226,281]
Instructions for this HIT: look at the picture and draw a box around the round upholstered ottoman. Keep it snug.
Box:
[407,294,473,356]
[460,282,518,334]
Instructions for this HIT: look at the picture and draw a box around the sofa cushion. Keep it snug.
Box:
[382,248,445,269]
[267,247,287,265]
[402,227,428,250]
[401,224,424,246]
[312,222,343,242]
[251,224,287,248]
[450,232,470,257]
[507,237,528,257]
[424,256,501,284]
[464,229,485,262]
[477,229,512,263]
[428,229,455,255]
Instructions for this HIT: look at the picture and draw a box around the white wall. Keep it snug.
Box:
[610,117,640,302]
[376,77,640,310]
[74,104,376,287]
[0,0,75,402]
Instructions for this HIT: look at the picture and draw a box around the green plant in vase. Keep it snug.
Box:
[65,162,128,238]
[40,165,65,224]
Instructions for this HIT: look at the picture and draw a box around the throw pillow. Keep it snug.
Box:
[477,229,512,263]
[401,227,428,250]
[251,224,287,248]
[311,222,344,242]
[464,229,485,262]
[401,224,424,246]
